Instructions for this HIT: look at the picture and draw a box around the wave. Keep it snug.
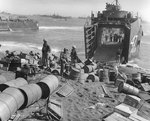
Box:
[0,41,61,55]
[141,41,150,45]
[39,26,83,31]
[0,41,36,52]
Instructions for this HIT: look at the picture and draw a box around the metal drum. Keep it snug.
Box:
[0,87,24,121]
[118,83,140,96]
[102,69,109,83]
[3,87,24,110]
[37,82,50,99]
[40,75,59,94]
[79,73,89,84]
[0,93,18,118]
[28,84,42,103]
[87,74,99,82]
[0,75,7,84]
[0,101,11,121]
[70,67,81,80]
[51,69,60,75]
[0,78,28,92]
[6,78,28,87]
[97,69,103,82]
[19,84,42,109]
[19,85,34,108]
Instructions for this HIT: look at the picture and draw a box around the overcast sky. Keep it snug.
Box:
[0,0,150,21]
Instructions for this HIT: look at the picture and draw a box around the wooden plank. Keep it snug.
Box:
[129,113,149,121]
[48,99,63,121]
[101,85,113,98]
[141,83,150,92]
[123,95,141,108]
[138,91,150,102]
[104,112,133,121]
[114,103,138,117]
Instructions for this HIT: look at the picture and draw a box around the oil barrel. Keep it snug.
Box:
[0,78,28,92]
[70,67,81,80]
[97,69,103,82]
[118,83,139,96]
[39,75,59,97]
[19,85,34,108]
[3,87,24,109]
[102,68,109,83]
[0,100,11,121]
[51,69,60,75]
[79,73,89,84]
[0,87,24,121]
[19,83,42,109]
[87,74,99,82]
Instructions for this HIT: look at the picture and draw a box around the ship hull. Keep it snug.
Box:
[8,21,39,31]
[0,20,39,32]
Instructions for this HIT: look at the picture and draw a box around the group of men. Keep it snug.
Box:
[41,39,79,75]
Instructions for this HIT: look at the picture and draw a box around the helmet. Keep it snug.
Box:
[72,45,76,49]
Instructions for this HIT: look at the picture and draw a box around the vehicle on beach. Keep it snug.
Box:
[0,14,39,31]
[84,0,143,64]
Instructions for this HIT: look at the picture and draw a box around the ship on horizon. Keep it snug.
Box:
[84,0,143,64]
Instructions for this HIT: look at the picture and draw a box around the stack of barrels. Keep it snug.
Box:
[0,75,59,121]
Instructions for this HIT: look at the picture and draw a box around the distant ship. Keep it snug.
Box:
[0,15,39,31]
[84,0,143,64]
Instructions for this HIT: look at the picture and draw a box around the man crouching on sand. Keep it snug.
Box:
[42,39,51,68]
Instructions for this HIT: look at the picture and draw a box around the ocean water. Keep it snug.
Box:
[0,17,85,58]
[0,16,150,70]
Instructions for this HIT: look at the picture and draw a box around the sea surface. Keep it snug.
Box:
[0,16,150,70]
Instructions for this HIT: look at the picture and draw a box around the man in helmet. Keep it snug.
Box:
[60,48,68,76]
[42,39,51,67]
[70,45,78,66]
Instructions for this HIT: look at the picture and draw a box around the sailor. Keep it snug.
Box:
[42,39,51,68]
[60,48,68,76]
[70,45,78,66]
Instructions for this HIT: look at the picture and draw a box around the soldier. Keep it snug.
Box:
[70,45,78,66]
[42,39,51,67]
[60,48,68,76]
